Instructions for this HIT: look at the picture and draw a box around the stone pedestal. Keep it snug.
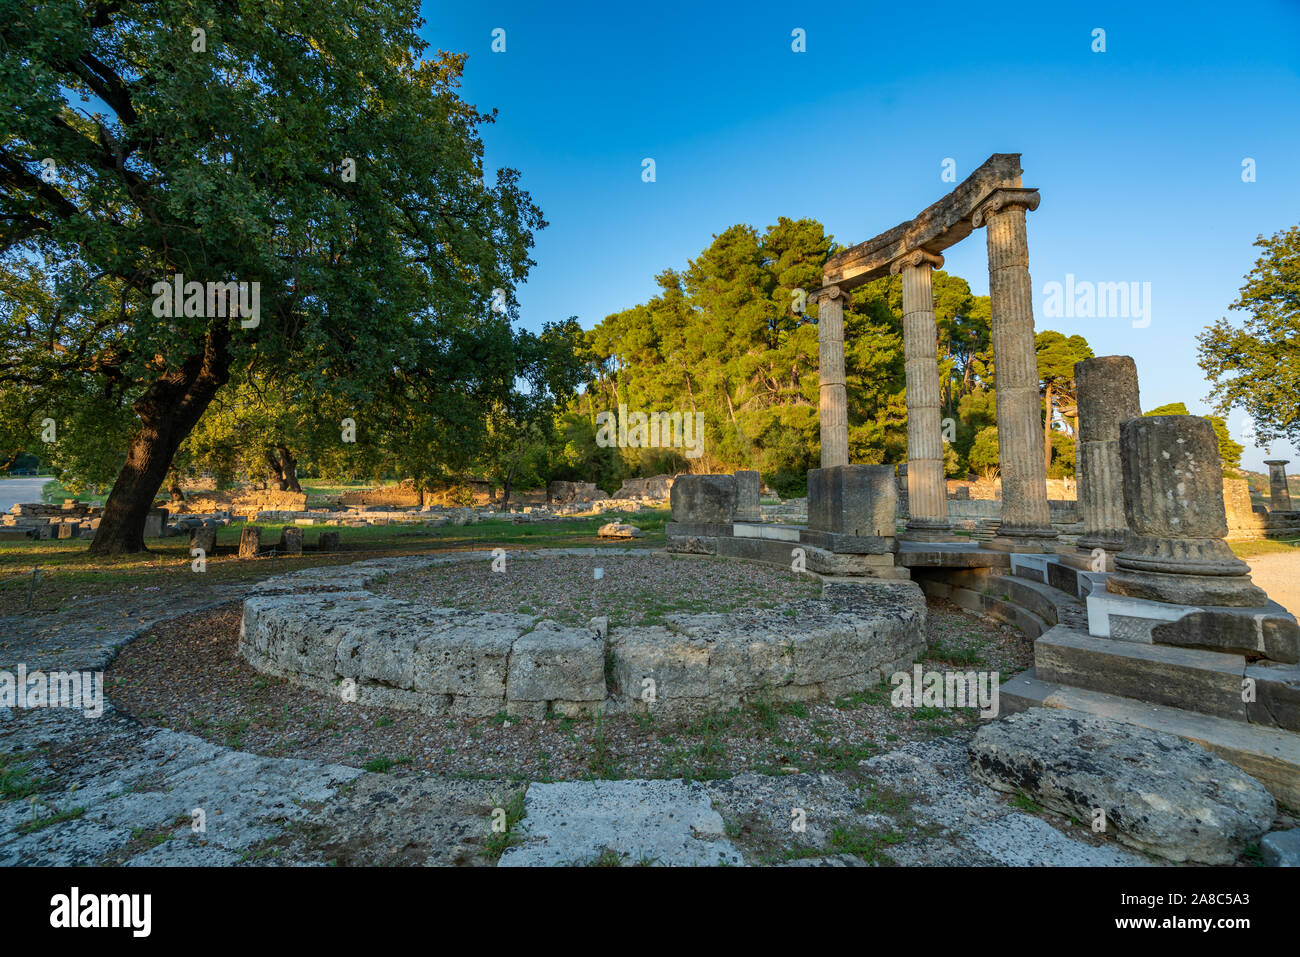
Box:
[892,250,956,542]
[190,527,217,555]
[238,525,262,559]
[808,465,897,539]
[279,526,304,555]
[670,475,738,524]
[973,188,1056,551]
[1107,415,1266,606]
[734,470,761,522]
[813,286,849,468]
[1265,460,1292,512]
[143,507,168,539]
[1074,356,1140,558]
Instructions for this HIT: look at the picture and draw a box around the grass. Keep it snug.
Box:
[1229,538,1300,558]
[0,752,48,801]
[0,511,670,617]
[483,790,527,861]
[18,804,86,834]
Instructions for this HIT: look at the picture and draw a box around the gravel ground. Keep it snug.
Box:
[369,552,822,625]
[106,557,1033,783]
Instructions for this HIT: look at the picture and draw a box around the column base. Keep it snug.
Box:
[987,527,1059,553]
[1106,568,1268,608]
[1057,545,1118,573]
[900,521,962,543]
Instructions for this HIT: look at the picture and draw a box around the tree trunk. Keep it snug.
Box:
[502,463,516,514]
[89,329,231,555]
[275,444,303,493]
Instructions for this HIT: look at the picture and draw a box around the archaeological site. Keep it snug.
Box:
[2,0,1296,940]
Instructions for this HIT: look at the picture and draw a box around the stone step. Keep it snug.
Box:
[1033,626,1248,722]
[999,668,1300,809]
[944,579,1051,639]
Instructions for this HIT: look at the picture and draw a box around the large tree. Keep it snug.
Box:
[1,0,542,553]
[1035,330,1092,475]
[1198,225,1300,448]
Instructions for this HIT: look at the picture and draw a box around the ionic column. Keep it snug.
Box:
[891,249,954,541]
[973,188,1056,551]
[813,285,850,468]
[1074,356,1140,564]
[1265,460,1292,512]
[1108,415,1266,607]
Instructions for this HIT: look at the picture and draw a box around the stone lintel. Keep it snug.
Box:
[822,153,1024,291]
[799,528,898,555]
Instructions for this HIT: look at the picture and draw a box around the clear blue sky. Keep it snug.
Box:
[420,0,1300,472]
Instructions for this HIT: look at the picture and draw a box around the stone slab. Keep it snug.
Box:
[498,780,745,867]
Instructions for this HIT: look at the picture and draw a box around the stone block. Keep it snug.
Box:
[506,620,605,706]
[143,507,168,538]
[970,708,1275,864]
[190,527,217,555]
[1151,610,1299,664]
[317,530,340,551]
[238,525,262,559]
[808,465,897,538]
[669,475,737,523]
[279,526,304,555]
[733,470,761,521]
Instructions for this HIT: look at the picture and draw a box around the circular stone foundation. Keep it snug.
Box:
[238,550,927,719]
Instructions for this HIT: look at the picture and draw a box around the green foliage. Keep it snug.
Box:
[967,426,999,477]
[1143,402,1244,469]
[579,218,995,481]
[1199,226,1300,448]
[0,2,546,542]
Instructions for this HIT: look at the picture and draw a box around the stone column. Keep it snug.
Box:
[972,188,1056,551]
[891,249,954,541]
[1074,356,1140,564]
[813,285,850,468]
[1107,415,1266,606]
[1265,460,1292,511]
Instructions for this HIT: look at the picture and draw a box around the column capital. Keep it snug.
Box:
[809,284,849,306]
[888,248,945,275]
[1265,459,1290,467]
[971,187,1041,228]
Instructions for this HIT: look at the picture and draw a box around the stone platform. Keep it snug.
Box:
[238,550,928,720]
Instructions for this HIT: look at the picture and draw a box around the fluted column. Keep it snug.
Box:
[891,249,954,541]
[1075,356,1140,561]
[1108,416,1265,606]
[973,188,1056,551]
[814,285,849,468]
[1265,460,1292,512]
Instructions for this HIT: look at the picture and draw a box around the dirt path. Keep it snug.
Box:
[1246,552,1300,616]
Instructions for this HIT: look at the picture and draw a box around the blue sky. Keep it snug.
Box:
[420,0,1300,472]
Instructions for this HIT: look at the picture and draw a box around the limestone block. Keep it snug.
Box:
[279,526,304,555]
[238,525,262,558]
[670,474,737,523]
[808,465,897,538]
[506,620,604,706]
[970,708,1275,864]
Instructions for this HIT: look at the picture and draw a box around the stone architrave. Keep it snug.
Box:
[1265,460,1292,512]
[1107,416,1267,606]
[891,249,955,541]
[972,188,1055,551]
[238,525,263,559]
[1074,356,1140,558]
[812,285,850,468]
[733,470,761,522]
